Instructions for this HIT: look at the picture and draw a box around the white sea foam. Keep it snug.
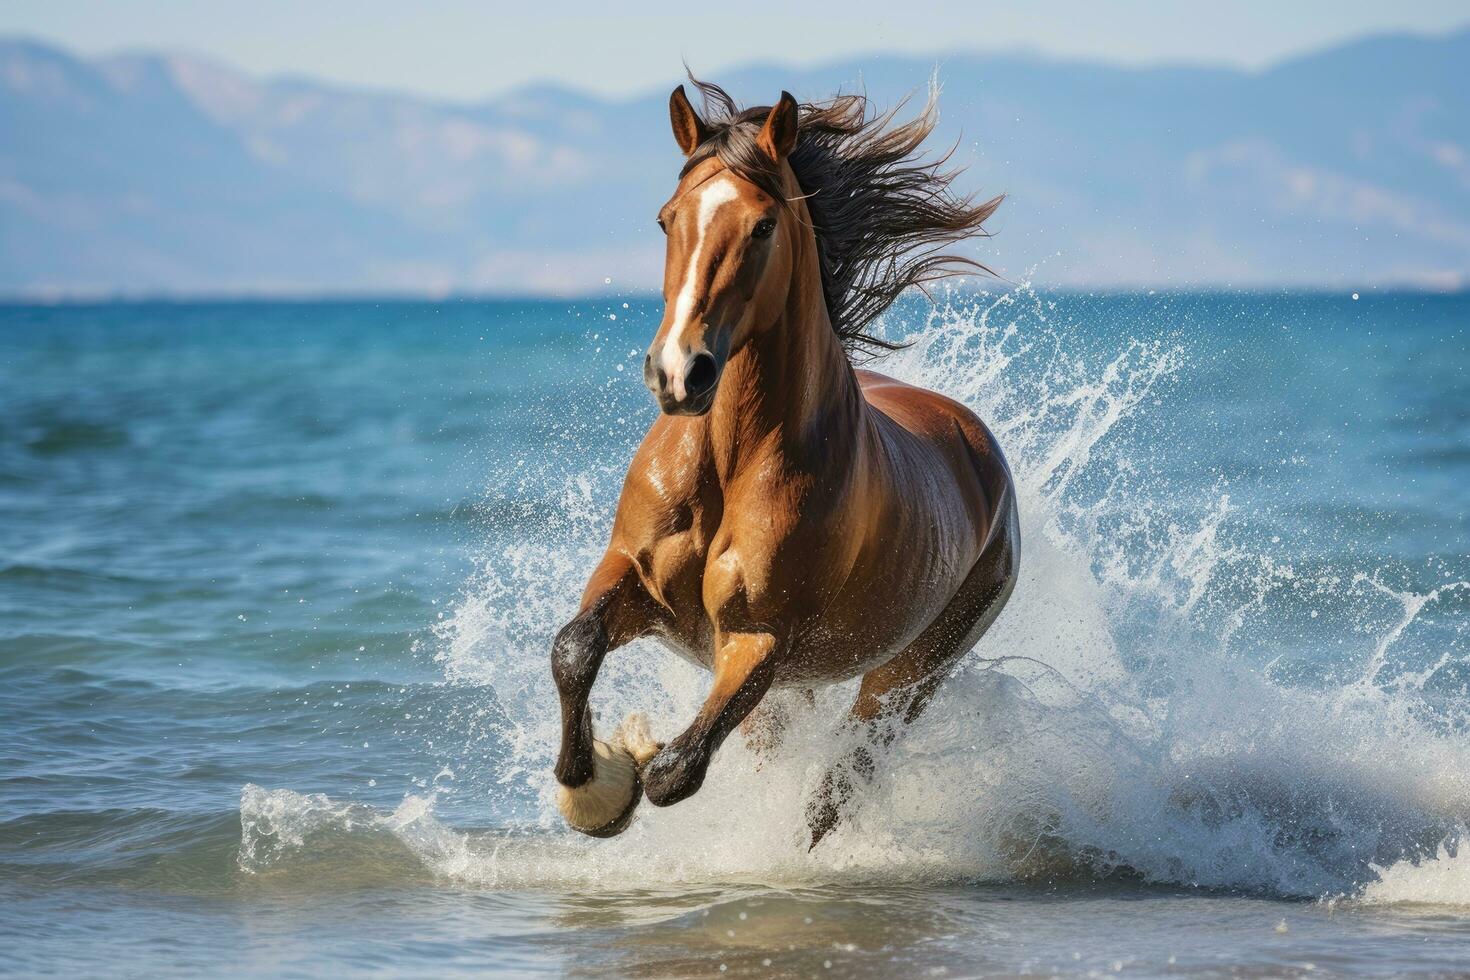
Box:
[1356,837,1470,908]
[241,285,1470,902]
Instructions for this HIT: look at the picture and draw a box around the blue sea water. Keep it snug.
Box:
[0,290,1467,977]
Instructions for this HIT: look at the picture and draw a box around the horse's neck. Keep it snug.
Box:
[705,223,865,486]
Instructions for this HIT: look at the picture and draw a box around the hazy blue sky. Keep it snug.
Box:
[4,0,1467,100]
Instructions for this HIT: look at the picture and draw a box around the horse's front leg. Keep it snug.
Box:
[641,631,778,807]
[551,555,653,836]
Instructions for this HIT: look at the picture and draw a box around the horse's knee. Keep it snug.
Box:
[641,738,709,807]
[551,611,606,696]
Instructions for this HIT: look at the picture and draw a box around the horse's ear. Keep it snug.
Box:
[669,85,709,156]
[756,91,799,162]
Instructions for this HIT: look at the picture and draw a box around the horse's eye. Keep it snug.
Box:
[752,217,776,240]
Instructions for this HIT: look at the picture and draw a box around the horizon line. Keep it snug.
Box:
[2,285,1464,309]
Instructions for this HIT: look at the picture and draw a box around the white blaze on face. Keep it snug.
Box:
[660,175,740,397]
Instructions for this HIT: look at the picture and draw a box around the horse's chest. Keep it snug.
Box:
[630,466,966,684]
[639,535,938,686]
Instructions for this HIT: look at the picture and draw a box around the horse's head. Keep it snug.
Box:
[643,86,801,415]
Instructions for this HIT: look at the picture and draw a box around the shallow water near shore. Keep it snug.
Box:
[2,290,1468,976]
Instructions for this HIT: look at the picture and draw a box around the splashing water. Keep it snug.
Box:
[242,285,1470,904]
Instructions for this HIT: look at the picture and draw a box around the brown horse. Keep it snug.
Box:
[551,79,1018,849]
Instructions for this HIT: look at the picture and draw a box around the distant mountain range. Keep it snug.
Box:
[1,30,1467,298]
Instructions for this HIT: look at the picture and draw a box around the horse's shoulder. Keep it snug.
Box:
[609,416,709,541]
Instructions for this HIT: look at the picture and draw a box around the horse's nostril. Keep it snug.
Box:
[685,353,717,399]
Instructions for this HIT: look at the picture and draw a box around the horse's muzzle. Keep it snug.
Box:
[644,350,720,416]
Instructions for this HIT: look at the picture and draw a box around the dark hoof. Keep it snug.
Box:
[806,796,840,850]
[641,745,705,807]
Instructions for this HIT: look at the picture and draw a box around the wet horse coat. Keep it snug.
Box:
[551,82,1018,846]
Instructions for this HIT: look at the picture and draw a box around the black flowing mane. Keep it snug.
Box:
[681,76,1002,356]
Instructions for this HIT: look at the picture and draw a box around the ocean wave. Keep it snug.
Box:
[19,419,131,455]
[0,562,164,590]
[0,806,243,890]
[244,285,1470,904]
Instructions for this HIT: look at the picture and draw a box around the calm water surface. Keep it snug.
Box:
[1,292,1467,977]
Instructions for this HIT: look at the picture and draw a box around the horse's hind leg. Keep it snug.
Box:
[807,505,1020,849]
[551,553,655,834]
[740,687,815,759]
